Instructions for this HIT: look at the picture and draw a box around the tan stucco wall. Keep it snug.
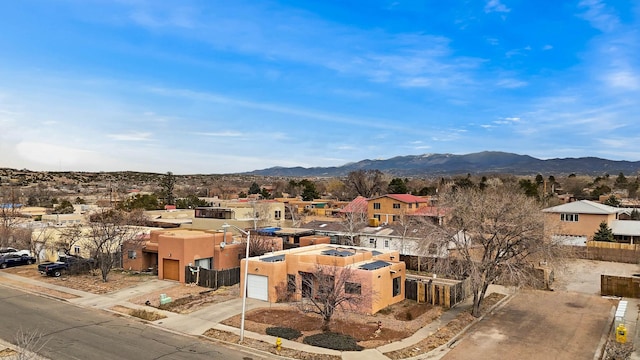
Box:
[158,230,216,282]
[544,212,617,240]
[367,197,426,224]
[239,245,405,314]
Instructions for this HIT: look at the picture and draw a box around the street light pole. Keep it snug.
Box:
[222,223,251,343]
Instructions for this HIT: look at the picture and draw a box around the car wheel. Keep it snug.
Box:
[53,270,61,277]
[0,263,7,269]
[27,259,34,265]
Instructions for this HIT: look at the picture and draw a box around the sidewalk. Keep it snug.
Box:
[0,271,500,360]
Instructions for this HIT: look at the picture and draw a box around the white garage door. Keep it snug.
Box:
[247,274,268,301]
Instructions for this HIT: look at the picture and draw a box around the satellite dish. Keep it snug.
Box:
[220,242,226,249]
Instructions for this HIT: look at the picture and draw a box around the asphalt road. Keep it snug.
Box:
[0,286,264,360]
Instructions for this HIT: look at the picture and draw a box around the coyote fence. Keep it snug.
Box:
[184,267,240,289]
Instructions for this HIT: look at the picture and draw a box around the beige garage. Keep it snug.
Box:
[163,259,180,281]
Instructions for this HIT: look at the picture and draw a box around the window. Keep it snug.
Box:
[560,213,579,222]
[373,202,381,210]
[345,282,361,295]
[384,239,389,248]
[392,215,399,222]
[287,274,296,294]
[274,210,282,220]
[74,246,81,255]
[392,277,401,297]
[127,250,137,259]
[393,203,400,209]
[369,238,376,245]
[374,214,381,221]
[408,203,413,209]
[195,258,212,270]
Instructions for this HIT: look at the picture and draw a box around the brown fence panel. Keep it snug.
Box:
[184,267,241,289]
[405,279,418,301]
[601,275,640,298]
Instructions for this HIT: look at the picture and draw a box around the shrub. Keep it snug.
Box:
[303,332,363,351]
[129,309,166,321]
[265,327,302,340]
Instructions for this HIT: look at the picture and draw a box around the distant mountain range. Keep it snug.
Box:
[245,151,640,177]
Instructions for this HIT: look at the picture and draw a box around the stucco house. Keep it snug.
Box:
[367,194,432,225]
[239,244,406,314]
[542,200,640,244]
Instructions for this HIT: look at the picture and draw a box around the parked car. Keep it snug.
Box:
[0,247,31,257]
[38,255,94,277]
[0,253,36,269]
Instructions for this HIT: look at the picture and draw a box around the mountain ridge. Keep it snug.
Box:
[245,151,640,177]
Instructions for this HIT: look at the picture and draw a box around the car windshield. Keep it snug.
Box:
[0,248,17,254]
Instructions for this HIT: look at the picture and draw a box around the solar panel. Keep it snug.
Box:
[321,249,355,257]
[260,254,285,263]
[371,250,383,256]
[359,260,391,271]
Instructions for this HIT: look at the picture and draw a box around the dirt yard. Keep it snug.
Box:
[1,264,156,294]
[443,289,615,360]
[129,284,240,314]
[222,299,441,348]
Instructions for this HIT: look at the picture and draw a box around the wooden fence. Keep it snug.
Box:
[601,275,640,298]
[405,276,470,308]
[569,241,640,264]
[184,267,240,289]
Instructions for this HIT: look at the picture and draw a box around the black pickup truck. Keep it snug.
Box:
[38,255,94,277]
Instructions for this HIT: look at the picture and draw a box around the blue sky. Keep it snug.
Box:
[0,0,639,174]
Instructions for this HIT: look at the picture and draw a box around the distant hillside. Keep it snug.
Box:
[245,151,640,177]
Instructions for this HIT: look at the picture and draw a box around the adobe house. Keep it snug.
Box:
[239,244,406,314]
[542,200,627,244]
[367,194,432,225]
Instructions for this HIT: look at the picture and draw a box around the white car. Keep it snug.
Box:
[0,247,31,257]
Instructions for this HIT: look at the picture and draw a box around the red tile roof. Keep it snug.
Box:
[339,196,368,214]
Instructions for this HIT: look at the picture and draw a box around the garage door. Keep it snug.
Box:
[163,259,180,281]
[247,274,268,301]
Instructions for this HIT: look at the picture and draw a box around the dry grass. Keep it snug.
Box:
[0,348,18,358]
[2,265,155,294]
[109,305,167,321]
[130,284,239,314]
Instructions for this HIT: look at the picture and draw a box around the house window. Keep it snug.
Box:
[274,210,282,220]
[345,282,361,295]
[408,203,413,209]
[393,203,400,209]
[373,202,381,210]
[392,215,399,222]
[195,258,212,270]
[74,246,81,255]
[384,239,389,248]
[560,213,579,222]
[287,274,296,294]
[374,214,381,221]
[128,250,137,259]
[392,277,401,297]
[369,238,376,245]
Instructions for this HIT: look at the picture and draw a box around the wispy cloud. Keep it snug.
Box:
[577,0,619,32]
[193,131,243,137]
[496,78,527,88]
[108,132,153,141]
[485,0,511,13]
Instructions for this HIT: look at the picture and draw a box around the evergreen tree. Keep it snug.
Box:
[593,221,614,242]
[387,178,408,194]
[248,182,261,195]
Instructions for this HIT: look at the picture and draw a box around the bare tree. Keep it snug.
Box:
[246,233,278,257]
[345,170,386,198]
[0,187,21,248]
[87,209,147,282]
[417,184,564,317]
[340,210,368,246]
[14,328,49,360]
[296,264,368,332]
[56,224,85,255]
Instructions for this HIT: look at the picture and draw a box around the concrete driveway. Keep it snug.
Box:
[444,290,614,360]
